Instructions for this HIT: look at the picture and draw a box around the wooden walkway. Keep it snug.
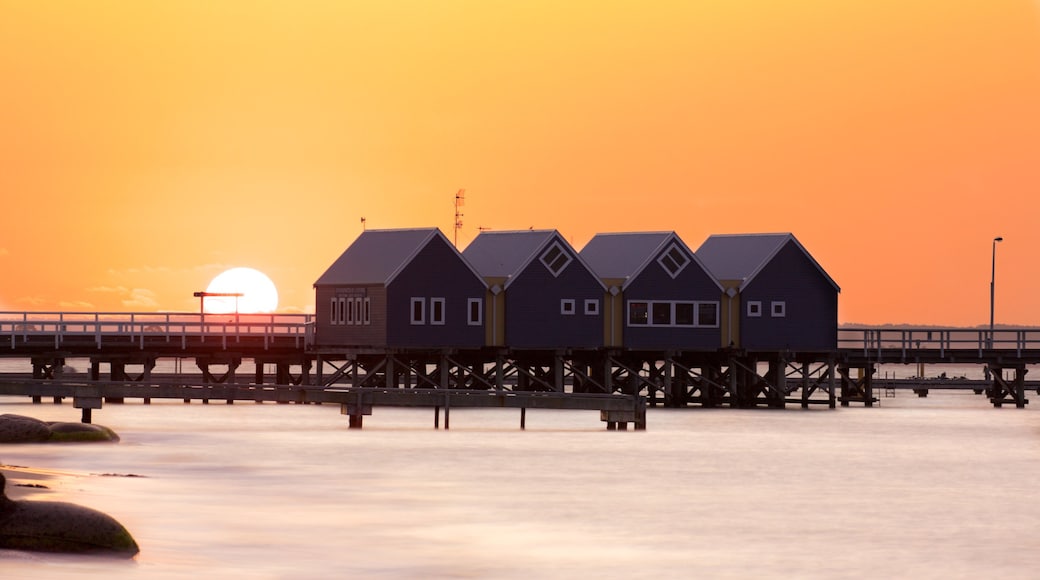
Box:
[0,378,646,431]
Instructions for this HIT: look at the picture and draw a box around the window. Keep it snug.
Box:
[747,301,762,317]
[363,298,371,325]
[338,297,347,325]
[431,298,446,325]
[330,297,338,325]
[628,300,719,328]
[346,296,355,325]
[657,242,690,278]
[771,301,786,317]
[540,241,573,277]
[354,297,363,325]
[561,299,576,315]
[697,303,719,327]
[468,298,483,325]
[584,299,599,315]
[675,302,694,326]
[628,302,649,325]
[652,302,672,325]
[411,298,425,324]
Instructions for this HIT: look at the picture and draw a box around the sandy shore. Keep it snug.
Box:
[1,464,80,501]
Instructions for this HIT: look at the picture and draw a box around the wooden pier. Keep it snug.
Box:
[4,312,1040,429]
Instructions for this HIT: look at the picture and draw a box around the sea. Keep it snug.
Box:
[2,362,1040,579]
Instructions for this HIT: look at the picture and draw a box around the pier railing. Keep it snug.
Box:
[0,311,315,351]
[838,327,1040,360]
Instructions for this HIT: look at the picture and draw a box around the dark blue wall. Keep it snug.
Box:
[623,250,722,351]
[740,241,837,351]
[504,241,603,349]
[387,236,486,348]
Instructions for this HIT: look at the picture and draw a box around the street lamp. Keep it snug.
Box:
[989,236,1003,348]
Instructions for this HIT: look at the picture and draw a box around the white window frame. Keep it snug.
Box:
[338,297,347,325]
[410,297,425,325]
[540,241,573,277]
[657,242,691,278]
[747,301,763,318]
[363,297,371,325]
[467,298,483,326]
[584,299,599,315]
[353,297,363,326]
[771,301,786,318]
[346,295,355,325]
[561,298,576,315]
[627,300,720,328]
[330,297,338,325]
[430,297,446,325]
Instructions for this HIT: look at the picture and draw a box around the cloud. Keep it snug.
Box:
[87,285,130,294]
[122,288,158,309]
[16,296,47,307]
[59,300,95,309]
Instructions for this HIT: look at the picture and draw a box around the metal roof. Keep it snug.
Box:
[695,233,840,291]
[314,228,449,286]
[462,230,558,278]
[580,232,673,279]
[463,229,605,291]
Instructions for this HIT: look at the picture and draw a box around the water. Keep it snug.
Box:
[3,390,1040,579]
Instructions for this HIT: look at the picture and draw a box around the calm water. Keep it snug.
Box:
[2,388,1040,579]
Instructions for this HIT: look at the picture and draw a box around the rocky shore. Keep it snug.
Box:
[0,414,120,443]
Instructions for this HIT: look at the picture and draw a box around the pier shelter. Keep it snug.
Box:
[581,231,723,351]
[313,228,487,349]
[463,230,605,349]
[696,233,839,352]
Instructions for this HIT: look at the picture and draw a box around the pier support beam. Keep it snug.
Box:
[987,365,1028,408]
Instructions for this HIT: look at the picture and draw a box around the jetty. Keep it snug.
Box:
[2,312,1039,429]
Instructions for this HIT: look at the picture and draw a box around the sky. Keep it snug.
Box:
[1,1,1039,326]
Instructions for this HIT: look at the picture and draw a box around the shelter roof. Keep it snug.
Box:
[314,228,464,286]
[463,229,604,290]
[695,233,839,291]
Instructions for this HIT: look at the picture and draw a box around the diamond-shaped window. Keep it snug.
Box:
[539,241,572,277]
[657,243,690,278]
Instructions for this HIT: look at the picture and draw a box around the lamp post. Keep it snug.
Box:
[989,236,1003,348]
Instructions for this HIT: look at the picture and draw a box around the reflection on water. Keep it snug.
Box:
[3,392,1040,579]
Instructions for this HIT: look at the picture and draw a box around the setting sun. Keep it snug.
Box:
[203,267,279,314]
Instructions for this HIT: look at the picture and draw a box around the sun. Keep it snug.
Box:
[203,267,279,314]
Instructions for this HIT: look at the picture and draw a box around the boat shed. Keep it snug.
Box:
[581,232,725,351]
[695,233,839,352]
[463,230,605,349]
[313,228,487,349]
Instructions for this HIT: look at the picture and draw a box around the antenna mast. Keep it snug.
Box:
[454,189,465,247]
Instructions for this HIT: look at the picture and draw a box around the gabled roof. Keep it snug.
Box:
[314,228,482,287]
[581,231,725,292]
[463,229,606,290]
[695,233,840,292]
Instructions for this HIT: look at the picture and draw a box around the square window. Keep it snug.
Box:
[467,298,483,325]
[431,298,446,325]
[584,299,599,315]
[652,302,672,325]
[410,297,425,325]
[628,301,648,325]
[561,299,576,315]
[771,301,786,317]
[675,302,695,326]
[540,241,573,277]
[697,302,719,327]
[657,242,691,278]
[747,301,762,318]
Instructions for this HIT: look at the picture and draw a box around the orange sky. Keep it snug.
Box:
[2,1,1039,325]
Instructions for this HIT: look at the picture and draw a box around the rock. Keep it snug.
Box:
[0,414,120,443]
[46,422,120,443]
[0,473,139,557]
[0,415,52,443]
